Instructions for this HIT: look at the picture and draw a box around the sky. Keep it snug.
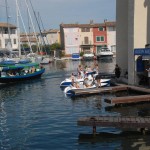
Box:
[0,0,116,30]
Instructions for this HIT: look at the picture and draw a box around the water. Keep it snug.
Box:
[0,58,150,150]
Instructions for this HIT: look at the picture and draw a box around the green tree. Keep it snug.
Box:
[50,43,61,51]
[21,43,29,49]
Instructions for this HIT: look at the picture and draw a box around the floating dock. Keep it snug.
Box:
[71,85,129,97]
[70,84,150,98]
[104,85,150,107]
[105,94,150,105]
[77,116,150,134]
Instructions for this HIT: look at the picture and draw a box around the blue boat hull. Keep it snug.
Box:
[0,68,45,83]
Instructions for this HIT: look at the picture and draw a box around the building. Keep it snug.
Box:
[60,21,116,56]
[116,0,150,86]
[42,29,60,45]
[106,22,116,54]
[60,24,80,55]
[0,23,18,50]
[20,33,38,46]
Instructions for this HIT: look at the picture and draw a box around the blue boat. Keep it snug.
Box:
[0,62,45,83]
[71,53,81,60]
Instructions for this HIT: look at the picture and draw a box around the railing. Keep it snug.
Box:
[81,41,92,45]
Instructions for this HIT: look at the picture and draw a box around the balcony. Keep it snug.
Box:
[81,41,93,45]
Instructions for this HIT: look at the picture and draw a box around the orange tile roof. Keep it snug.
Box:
[0,22,16,28]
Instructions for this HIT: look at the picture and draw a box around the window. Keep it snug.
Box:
[84,37,89,44]
[14,39,16,44]
[107,27,115,31]
[99,27,104,31]
[11,29,16,34]
[4,28,8,34]
[5,39,11,47]
[81,28,90,32]
[96,36,105,42]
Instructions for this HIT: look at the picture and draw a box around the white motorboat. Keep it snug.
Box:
[97,47,113,59]
[64,81,109,97]
[83,51,94,60]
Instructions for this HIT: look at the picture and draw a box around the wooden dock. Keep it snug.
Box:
[104,94,150,105]
[70,84,150,97]
[103,85,150,107]
[71,85,128,97]
[78,116,150,134]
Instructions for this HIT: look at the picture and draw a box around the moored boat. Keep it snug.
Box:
[0,62,45,83]
[97,47,113,59]
[64,82,109,97]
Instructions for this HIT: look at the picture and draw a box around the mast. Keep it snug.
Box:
[29,0,48,55]
[5,0,12,51]
[24,0,41,54]
[16,0,21,57]
[38,12,50,47]
[16,0,33,53]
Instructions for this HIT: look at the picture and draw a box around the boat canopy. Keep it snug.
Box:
[1,63,40,71]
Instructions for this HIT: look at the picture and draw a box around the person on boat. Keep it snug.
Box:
[77,72,82,79]
[83,77,92,88]
[70,73,76,80]
[71,78,79,88]
[86,66,93,73]
[77,65,82,73]
[93,63,99,74]
[74,82,80,88]
[8,72,15,76]
[80,68,84,78]
[31,66,36,73]
[94,64,101,88]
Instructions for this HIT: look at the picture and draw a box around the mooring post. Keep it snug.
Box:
[93,126,96,134]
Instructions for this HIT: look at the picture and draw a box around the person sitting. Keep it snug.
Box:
[31,66,36,73]
[77,72,82,79]
[86,66,93,72]
[70,73,75,80]
[8,72,15,76]
[72,80,80,88]
[83,78,92,88]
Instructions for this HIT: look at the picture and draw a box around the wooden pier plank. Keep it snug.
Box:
[71,85,128,97]
[110,95,150,105]
[77,116,150,129]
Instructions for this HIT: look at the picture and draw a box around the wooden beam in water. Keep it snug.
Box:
[77,116,150,129]
[104,94,150,105]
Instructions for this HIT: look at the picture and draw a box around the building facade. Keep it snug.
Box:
[42,29,60,45]
[0,23,18,50]
[93,23,107,55]
[60,21,116,56]
[20,33,38,46]
[116,0,150,85]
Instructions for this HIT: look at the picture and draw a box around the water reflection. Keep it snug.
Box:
[0,59,150,149]
[0,101,11,150]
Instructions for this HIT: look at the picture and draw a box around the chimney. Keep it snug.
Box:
[90,20,94,24]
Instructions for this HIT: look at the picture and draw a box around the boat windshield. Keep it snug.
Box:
[84,51,92,54]
[100,48,110,52]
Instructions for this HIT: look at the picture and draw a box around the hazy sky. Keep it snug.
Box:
[0,0,116,30]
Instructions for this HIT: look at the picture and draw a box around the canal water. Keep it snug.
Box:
[0,58,150,150]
